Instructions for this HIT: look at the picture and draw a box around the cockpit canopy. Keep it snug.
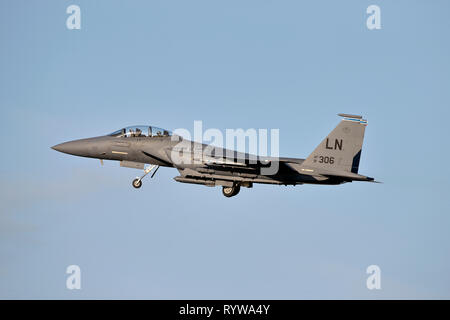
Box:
[109,125,172,138]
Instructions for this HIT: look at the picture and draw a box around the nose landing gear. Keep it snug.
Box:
[132,178,142,188]
[132,164,159,189]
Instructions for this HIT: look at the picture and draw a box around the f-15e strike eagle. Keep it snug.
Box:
[52,114,377,197]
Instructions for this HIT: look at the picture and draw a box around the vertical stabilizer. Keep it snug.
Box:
[300,114,367,173]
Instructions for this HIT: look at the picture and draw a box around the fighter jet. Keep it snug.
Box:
[52,114,377,197]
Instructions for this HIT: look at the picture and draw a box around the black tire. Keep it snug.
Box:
[232,185,240,196]
[132,178,142,189]
[222,185,240,197]
[222,186,235,197]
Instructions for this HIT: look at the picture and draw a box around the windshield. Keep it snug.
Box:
[109,126,172,138]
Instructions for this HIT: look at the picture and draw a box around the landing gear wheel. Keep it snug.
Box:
[233,185,240,196]
[132,178,142,189]
[131,165,159,189]
[222,187,234,197]
[222,185,240,197]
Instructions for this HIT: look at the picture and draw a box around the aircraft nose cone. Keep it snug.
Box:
[51,140,86,156]
[51,143,64,152]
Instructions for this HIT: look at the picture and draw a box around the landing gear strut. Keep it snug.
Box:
[132,164,159,189]
[222,185,240,198]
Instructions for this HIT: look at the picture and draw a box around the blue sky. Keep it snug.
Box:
[1,0,449,299]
